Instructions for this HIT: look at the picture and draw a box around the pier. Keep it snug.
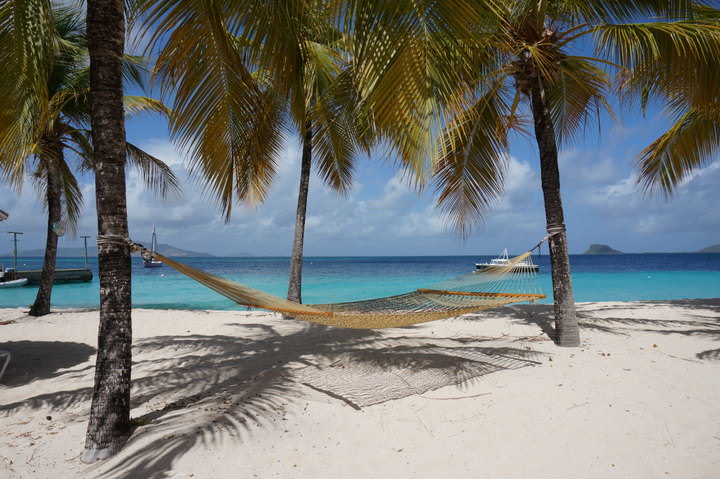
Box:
[5,268,93,285]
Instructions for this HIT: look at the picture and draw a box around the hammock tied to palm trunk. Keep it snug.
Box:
[100,236,547,329]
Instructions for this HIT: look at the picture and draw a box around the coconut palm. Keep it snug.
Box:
[139,0,371,303]
[0,3,179,317]
[82,0,135,460]
[348,0,720,346]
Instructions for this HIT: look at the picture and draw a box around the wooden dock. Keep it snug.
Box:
[7,268,93,285]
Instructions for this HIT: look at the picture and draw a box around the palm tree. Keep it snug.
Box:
[348,0,720,346]
[0,4,179,317]
[82,0,134,460]
[139,0,370,303]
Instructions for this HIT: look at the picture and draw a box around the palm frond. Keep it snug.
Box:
[549,0,693,24]
[124,95,172,117]
[126,142,182,200]
[0,111,36,187]
[0,0,56,115]
[186,90,286,218]
[64,128,95,172]
[595,21,720,108]
[57,157,83,235]
[433,83,511,237]
[138,0,283,217]
[637,107,720,196]
[140,0,270,129]
[546,55,613,144]
[122,54,151,90]
[596,17,720,193]
[310,71,359,194]
[348,0,494,177]
[0,0,56,186]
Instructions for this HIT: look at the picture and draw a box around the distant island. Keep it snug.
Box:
[136,243,215,258]
[584,244,623,254]
[699,244,720,253]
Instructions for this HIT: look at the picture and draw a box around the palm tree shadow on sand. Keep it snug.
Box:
[90,320,541,478]
[1,316,542,478]
[477,300,720,339]
[2,299,717,478]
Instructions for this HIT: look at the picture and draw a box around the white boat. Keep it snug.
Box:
[143,225,163,268]
[0,277,28,288]
[475,248,539,273]
[0,267,28,288]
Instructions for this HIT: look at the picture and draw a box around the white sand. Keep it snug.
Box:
[1,300,719,478]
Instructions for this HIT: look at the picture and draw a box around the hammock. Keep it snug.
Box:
[141,247,545,329]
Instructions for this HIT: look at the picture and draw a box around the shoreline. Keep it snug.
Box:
[1,299,719,478]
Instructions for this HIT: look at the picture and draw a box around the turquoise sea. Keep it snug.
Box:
[1,253,719,310]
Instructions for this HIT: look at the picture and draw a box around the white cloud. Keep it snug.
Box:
[570,160,720,250]
[3,133,719,256]
[558,149,618,185]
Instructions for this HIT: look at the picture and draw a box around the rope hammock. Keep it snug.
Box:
[118,237,546,329]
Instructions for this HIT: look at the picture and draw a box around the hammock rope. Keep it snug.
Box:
[122,238,546,329]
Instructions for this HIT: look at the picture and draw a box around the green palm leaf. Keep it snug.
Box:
[126,142,182,199]
[434,83,511,237]
[637,107,720,195]
[140,0,283,216]
[596,21,720,108]
[124,95,172,117]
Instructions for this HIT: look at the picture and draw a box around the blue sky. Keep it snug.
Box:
[2,98,718,257]
[3,3,720,257]
[2,18,720,259]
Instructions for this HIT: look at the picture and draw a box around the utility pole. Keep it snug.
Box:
[7,231,23,270]
[81,235,92,269]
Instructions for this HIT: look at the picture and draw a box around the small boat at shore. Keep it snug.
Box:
[0,277,28,288]
[475,248,539,273]
[0,267,28,288]
[143,225,162,268]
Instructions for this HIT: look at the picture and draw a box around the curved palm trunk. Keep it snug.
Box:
[529,78,580,347]
[287,123,313,303]
[29,142,64,317]
[82,0,133,461]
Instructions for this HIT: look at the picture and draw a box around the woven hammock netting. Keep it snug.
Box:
[147,249,545,329]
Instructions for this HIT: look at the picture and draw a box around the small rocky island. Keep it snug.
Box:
[699,244,720,253]
[584,244,623,254]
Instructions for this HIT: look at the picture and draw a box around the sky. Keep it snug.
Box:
[2,99,718,257]
[1,7,719,257]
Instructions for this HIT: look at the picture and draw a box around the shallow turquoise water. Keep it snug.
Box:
[1,254,719,310]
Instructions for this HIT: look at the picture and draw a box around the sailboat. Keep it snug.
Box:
[143,225,163,268]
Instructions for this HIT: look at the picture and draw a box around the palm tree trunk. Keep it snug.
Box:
[529,77,580,347]
[82,0,133,462]
[287,122,313,303]
[29,142,64,317]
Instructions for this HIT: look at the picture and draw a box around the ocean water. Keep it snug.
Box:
[1,253,719,310]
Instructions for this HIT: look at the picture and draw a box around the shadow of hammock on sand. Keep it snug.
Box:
[1,318,542,479]
[94,324,539,478]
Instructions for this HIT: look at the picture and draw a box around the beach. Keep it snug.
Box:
[1,300,719,478]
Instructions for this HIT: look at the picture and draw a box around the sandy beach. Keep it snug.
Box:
[1,300,719,478]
